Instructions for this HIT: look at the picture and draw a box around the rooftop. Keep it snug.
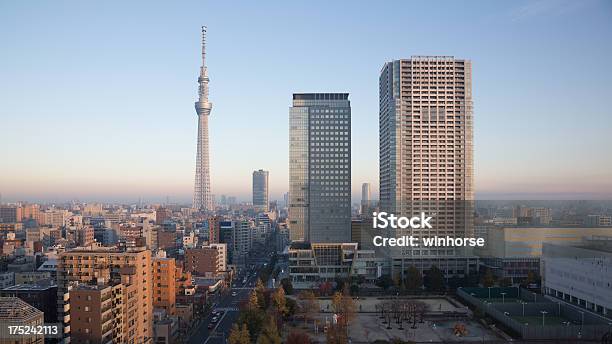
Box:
[2,283,57,291]
[0,297,43,322]
[293,93,349,100]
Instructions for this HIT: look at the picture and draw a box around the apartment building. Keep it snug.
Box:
[184,247,220,277]
[70,283,124,344]
[57,246,153,343]
[152,256,176,316]
[379,56,476,279]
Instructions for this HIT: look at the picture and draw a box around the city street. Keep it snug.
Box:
[187,266,266,344]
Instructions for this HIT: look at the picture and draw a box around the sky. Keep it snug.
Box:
[1,0,611,204]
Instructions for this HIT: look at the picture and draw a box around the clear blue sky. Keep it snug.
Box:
[1,0,611,204]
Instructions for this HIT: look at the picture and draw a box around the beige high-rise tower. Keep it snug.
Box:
[379,56,476,278]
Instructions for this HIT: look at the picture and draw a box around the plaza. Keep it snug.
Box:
[285,296,501,343]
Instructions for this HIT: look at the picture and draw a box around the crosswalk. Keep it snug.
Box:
[214,306,239,312]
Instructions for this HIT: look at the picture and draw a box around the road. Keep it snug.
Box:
[187,268,262,344]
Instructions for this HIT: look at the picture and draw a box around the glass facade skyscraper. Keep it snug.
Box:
[252,169,269,212]
[289,93,351,243]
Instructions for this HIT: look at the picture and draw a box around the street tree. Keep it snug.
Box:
[256,315,282,344]
[286,331,312,344]
[298,290,319,328]
[424,265,445,292]
[405,265,423,293]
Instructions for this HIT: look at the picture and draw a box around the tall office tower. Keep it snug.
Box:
[57,247,153,343]
[252,169,270,212]
[379,56,475,277]
[361,183,371,203]
[289,93,351,243]
[361,182,371,215]
[193,26,213,211]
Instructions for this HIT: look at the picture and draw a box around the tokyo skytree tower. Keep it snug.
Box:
[193,26,213,211]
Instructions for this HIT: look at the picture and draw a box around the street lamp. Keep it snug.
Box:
[540,310,548,326]
[500,292,506,304]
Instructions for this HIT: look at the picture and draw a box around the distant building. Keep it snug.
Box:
[232,220,252,265]
[360,182,371,215]
[0,206,19,223]
[218,221,234,262]
[289,93,352,243]
[184,247,220,277]
[76,226,94,246]
[14,271,51,285]
[586,215,612,227]
[252,169,270,212]
[157,230,177,252]
[155,207,171,225]
[208,216,220,244]
[207,243,227,272]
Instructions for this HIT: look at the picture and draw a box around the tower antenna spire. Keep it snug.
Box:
[201,26,207,68]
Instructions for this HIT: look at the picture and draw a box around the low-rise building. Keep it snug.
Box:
[542,236,612,316]
[0,283,58,322]
[0,297,44,343]
[288,242,387,289]
[476,226,612,282]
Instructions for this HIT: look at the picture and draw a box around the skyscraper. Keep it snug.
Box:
[252,169,269,212]
[193,26,213,211]
[379,56,475,277]
[361,182,371,215]
[289,93,351,243]
[380,56,473,205]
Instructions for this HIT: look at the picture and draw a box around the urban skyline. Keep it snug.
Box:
[1,3,612,343]
[1,1,612,204]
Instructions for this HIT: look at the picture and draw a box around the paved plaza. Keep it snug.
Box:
[317,297,462,313]
[286,297,501,343]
